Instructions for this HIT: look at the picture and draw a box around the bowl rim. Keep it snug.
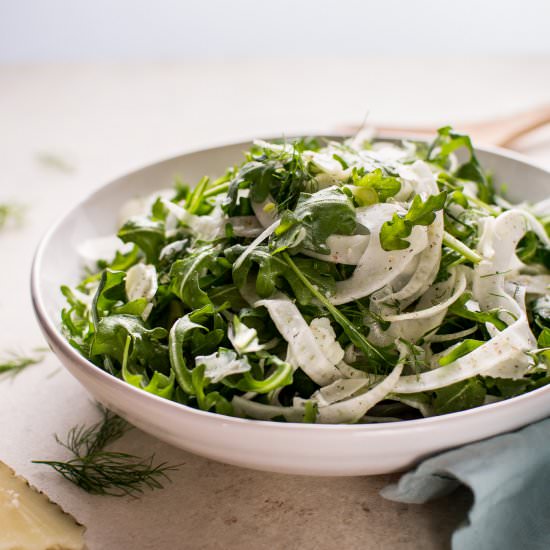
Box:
[30,133,550,433]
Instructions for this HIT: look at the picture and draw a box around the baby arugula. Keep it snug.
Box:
[271,187,357,254]
[380,192,447,251]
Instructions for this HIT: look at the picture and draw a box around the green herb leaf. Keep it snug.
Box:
[169,245,225,309]
[228,245,337,305]
[241,161,280,203]
[91,314,168,372]
[533,297,550,330]
[432,378,486,415]
[168,304,227,395]
[438,339,485,366]
[483,377,532,399]
[185,176,210,214]
[118,217,165,264]
[120,335,175,399]
[537,328,550,366]
[271,187,356,254]
[428,126,492,202]
[92,269,126,321]
[380,192,446,251]
[189,363,233,414]
[33,405,180,496]
[448,293,507,331]
[224,354,293,393]
[0,349,46,378]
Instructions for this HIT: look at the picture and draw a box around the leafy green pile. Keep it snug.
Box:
[61,128,550,423]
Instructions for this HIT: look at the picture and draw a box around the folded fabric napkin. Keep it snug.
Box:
[381,417,550,550]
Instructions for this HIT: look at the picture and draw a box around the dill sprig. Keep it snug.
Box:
[0,349,46,378]
[33,406,181,496]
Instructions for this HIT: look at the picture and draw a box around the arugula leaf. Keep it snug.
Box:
[538,327,550,348]
[91,314,169,373]
[97,245,140,272]
[533,297,550,330]
[118,217,165,264]
[121,335,175,399]
[169,314,205,394]
[89,269,149,326]
[61,286,95,355]
[185,176,210,214]
[169,245,225,309]
[517,231,539,263]
[428,126,492,202]
[190,364,233,414]
[483,377,532,399]
[271,187,356,254]
[278,368,320,405]
[224,354,293,393]
[432,378,486,415]
[380,192,446,251]
[92,270,126,320]
[448,293,507,331]
[242,161,280,203]
[223,160,280,216]
[537,328,550,366]
[208,283,249,311]
[171,315,233,411]
[169,305,227,395]
[438,339,485,366]
[228,245,337,305]
[517,232,550,270]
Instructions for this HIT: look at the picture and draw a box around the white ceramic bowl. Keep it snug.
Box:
[31,137,550,476]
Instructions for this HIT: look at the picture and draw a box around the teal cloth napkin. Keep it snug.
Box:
[381,418,550,550]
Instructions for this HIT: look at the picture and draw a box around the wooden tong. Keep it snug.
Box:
[338,104,550,148]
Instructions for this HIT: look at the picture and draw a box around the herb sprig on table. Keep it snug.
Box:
[0,349,47,378]
[33,405,181,496]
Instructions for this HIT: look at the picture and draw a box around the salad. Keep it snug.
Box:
[61,128,550,424]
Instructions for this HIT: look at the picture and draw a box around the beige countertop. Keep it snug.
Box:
[1,58,549,549]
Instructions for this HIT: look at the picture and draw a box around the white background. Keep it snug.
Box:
[1,0,550,61]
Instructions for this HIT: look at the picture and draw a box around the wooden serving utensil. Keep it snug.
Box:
[337,103,550,148]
